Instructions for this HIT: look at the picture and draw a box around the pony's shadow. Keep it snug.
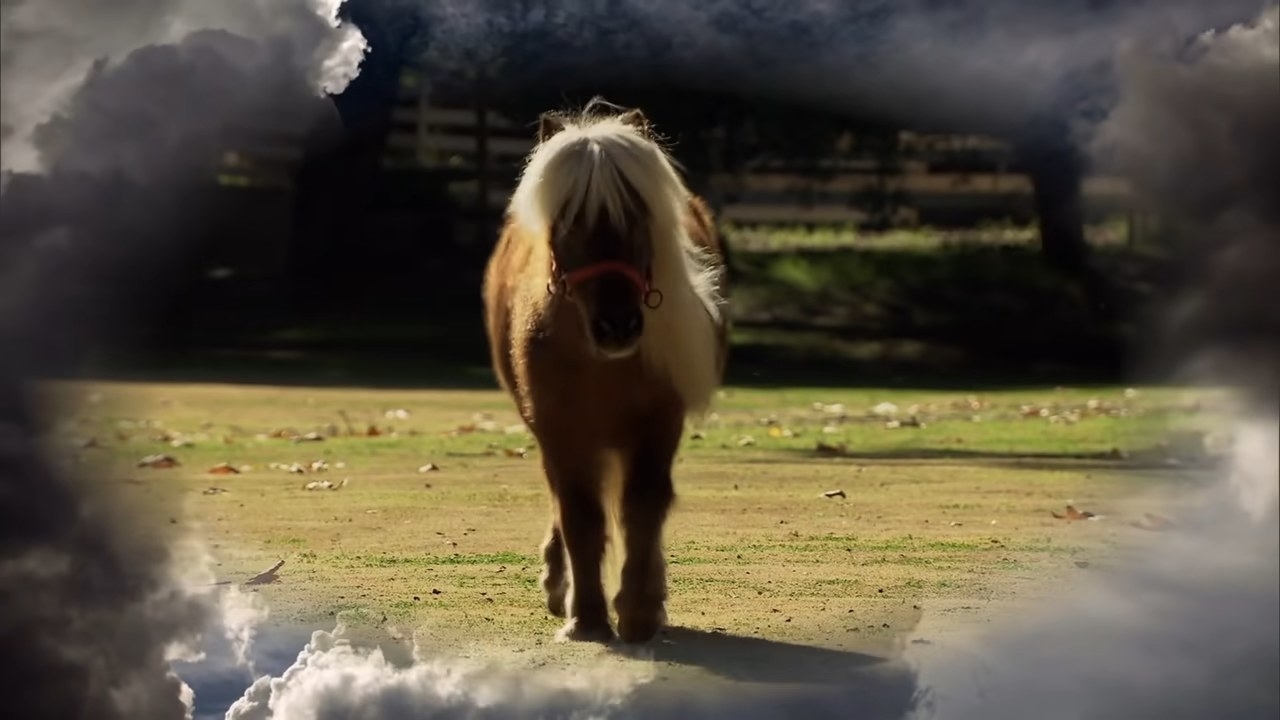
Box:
[615,626,892,685]
[611,627,922,719]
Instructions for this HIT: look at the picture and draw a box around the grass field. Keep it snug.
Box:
[40,378,1231,680]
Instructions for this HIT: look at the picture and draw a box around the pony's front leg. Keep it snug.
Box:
[539,518,567,617]
[545,455,614,643]
[614,416,681,644]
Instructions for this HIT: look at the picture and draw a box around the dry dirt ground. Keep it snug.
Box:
[39,380,1227,689]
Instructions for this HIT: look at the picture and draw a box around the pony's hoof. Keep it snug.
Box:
[546,593,566,618]
[617,606,667,644]
[555,618,615,644]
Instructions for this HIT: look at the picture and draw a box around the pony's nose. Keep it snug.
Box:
[621,309,643,336]
[591,308,643,347]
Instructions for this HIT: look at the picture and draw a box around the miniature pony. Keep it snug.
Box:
[482,100,729,642]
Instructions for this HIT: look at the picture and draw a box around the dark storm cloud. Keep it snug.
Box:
[412,0,1263,134]
[0,2,365,718]
[0,0,365,172]
[1087,5,1280,406]
[908,8,1279,719]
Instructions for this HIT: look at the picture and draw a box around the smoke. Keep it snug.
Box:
[0,1,363,719]
[2,1,1276,719]
[905,7,1280,718]
[0,408,205,719]
[168,536,272,673]
[905,416,1278,720]
[0,427,275,720]
[222,628,648,720]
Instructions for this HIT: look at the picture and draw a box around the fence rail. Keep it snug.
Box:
[214,78,1133,230]
[381,94,1132,227]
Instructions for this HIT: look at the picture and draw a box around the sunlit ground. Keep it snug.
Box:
[40,380,1228,681]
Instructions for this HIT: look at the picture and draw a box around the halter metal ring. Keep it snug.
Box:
[643,288,664,309]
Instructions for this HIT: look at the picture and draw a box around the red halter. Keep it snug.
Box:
[548,259,664,309]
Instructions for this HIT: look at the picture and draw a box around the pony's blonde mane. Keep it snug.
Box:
[507,109,725,415]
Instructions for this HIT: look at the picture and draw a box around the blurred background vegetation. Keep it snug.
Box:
[5,0,1191,391]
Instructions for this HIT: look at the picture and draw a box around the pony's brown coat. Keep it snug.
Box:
[482,110,729,643]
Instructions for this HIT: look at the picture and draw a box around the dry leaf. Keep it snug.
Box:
[294,432,325,443]
[208,462,240,475]
[1051,504,1097,521]
[822,489,846,499]
[365,425,382,437]
[814,441,848,457]
[202,487,229,495]
[871,402,898,417]
[243,559,284,586]
[418,463,441,473]
[138,454,180,469]
[737,435,756,447]
[269,428,297,439]
[385,408,411,420]
[503,448,528,459]
[302,478,348,491]
[309,460,329,472]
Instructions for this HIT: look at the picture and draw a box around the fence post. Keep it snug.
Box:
[474,72,491,248]
[415,78,431,167]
